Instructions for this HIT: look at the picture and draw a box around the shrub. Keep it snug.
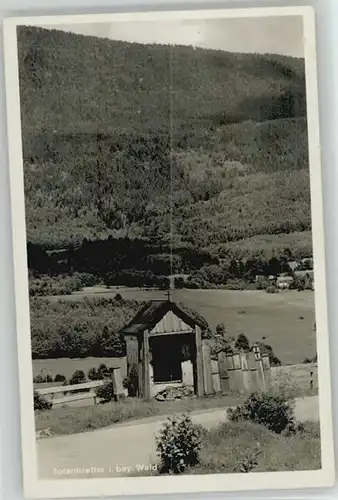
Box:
[256,279,268,290]
[216,323,226,336]
[33,373,53,383]
[257,342,282,366]
[72,272,100,288]
[96,381,115,403]
[235,333,250,352]
[88,367,101,380]
[303,354,317,364]
[233,442,263,473]
[156,414,203,474]
[266,285,279,294]
[224,279,245,291]
[227,388,296,434]
[34,391,52,411]
[97,363,110,379]
[54,374,66,383]
[69,370,86,385]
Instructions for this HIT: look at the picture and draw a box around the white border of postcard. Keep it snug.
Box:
[3,5,335,498]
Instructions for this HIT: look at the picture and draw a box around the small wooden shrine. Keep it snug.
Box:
[119,298,272,400]
[119,299,208,399]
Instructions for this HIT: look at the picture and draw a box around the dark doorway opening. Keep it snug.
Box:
[151,335,182,383]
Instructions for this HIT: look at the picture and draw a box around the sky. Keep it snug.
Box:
[40,15,304,58]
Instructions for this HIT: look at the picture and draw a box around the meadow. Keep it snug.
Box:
[132,421,321,477]
[43,287,316,366]
[33,356,127,381]
[189,421,321,474]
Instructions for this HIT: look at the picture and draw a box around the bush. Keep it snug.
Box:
[97,363,110,379]
[34,391,52,411]
[256,279,268,290]
[54,374,66,383]
[257,342,282,366]
[96,381,115,403]
[223,279,246,291]
[156,414,203,474]
[303,354,317,364]
[227,388,296,434]
[69,370,86,385]
[88,367,101,380]
[72,272,100,288]
[33,373,53,383]
[235,333,250,352]
[216,323,226,336]
[266,285,279,294]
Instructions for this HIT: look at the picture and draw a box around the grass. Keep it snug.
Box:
[35,393,245,436]
[33,356,127,382]
[271,363,318,393]
[35,373,317,437]
[45,288,316,365]
[172,289,316,366]
[187,420,321,474]
[133,420,321,476]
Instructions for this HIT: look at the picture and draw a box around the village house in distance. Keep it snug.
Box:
[8,7,333,491]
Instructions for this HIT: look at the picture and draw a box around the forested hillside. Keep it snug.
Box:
[18,26,311,272]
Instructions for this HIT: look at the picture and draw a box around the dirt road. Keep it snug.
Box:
[37,395,319,480]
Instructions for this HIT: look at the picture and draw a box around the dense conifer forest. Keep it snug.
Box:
[18,26,311,288]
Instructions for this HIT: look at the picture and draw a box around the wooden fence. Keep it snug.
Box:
[35,368,125,407]
[202,342,271,395]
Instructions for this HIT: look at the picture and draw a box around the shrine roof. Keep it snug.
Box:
[119,299,208,335]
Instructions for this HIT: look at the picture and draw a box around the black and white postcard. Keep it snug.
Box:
[3,6,335,498]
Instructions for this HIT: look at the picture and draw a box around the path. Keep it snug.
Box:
[37,395,319,480]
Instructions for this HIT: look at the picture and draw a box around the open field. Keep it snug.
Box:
[44,288,316,365]
[172,289,316,366]
[271,363,318,392]
[33,356,127,381]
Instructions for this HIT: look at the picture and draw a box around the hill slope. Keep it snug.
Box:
[18,26,311,259]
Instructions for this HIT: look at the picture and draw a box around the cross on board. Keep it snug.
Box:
[166,289,172,301]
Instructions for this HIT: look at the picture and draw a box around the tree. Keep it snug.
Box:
[266,257,281,277]
[235,333,250,352]
[244,258,265,281]
[216,323,226,337]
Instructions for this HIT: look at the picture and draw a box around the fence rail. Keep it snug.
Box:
[35,367,125,407]
[35,379,105,396]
